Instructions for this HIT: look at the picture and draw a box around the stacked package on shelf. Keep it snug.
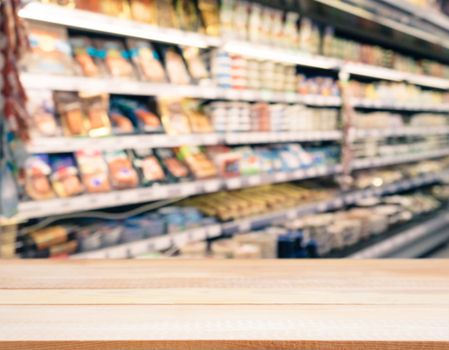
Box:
[206,102,339,133]
[349,81,449,105]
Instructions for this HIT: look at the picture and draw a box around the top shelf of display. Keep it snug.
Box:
[314,0,449,48]
[19,2,221,48]
[377,0,449,32]
[19,1,449,89]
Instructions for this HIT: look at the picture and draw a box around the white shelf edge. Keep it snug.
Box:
[352,98,449,111]
[21,74,219,98]
[221,40,341,69]
[27,131,342,154]
[406,73,449,89]
[343,62,405,81]
[353,126,449,139]
[344,62,449,88]
[224,130,341,145]
[19,2,218,48]
[352,148,449,170]
[26,133,222,154]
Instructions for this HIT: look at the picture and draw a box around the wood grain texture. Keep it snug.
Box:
[0,260,448,350]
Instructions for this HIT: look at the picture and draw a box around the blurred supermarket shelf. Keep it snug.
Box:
[221,197,346,236]
[19,1,449,52]
[13,153,447,220]
[71,172,443,258]
[18,2,220,48]
[224,130,342,145]
[26,131,342,154]
[221,40,340,69]
[376,0,449,32]
[20,74,221,99]
[21,73,448,108]
[349,211,449,258]
[352,98,449,112]
[21,73,342,106]
[343,63,405,81]
[26,134,222,154]
[223,165,342,190]
[15,165,341,221]
[18,2,449,90]
[72,224,222,259]
[314,0,449,51]
[16,179,222,220]
[221,89,342,106]
[352,148,449,170]
[343,62,449,89]
[406,74,449,90]
[222,26,449,88]
[351,126,449,139]
[223,171,442,236]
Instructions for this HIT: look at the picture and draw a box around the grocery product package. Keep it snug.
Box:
[50,153,84,197]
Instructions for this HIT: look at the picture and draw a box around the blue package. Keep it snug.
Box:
[159,207,185,233]
[122,218,145,242]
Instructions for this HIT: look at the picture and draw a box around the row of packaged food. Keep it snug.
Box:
[43,0,220,35]
[25,20,343,95]
[29,90,341,139]
[323,31,449,78]
[9,162,449,259]
[16,205,216,258]
[352,112,448,130]
[24,6,449,86]
[404,0,446,12]
[353,136,449,159]
[24,22,211,83]
[353,160,449,190]
[22,143,339,201]
[175,187,448,258]
[208,101,339,132]
[29,91,211,138]
[349,81,449,105]
[15,182,329,258]
[221,0,449,77]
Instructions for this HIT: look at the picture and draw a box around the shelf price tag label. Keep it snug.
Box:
[293,169,305,179]
[180,183,197,196]
[260,91,272,101]
[305,168,317,177]
[174,232,190,246]
[274,172,288,182]
[247,175,262,186]
[332,198,344,208]
[202,179,221,193]
[227,177,242,189]
[286,209,297,219]
[151,186,168,199]
[238,221,251,232]
[206,225,221,238]
[344,194,355,203]
[317,202,328,212]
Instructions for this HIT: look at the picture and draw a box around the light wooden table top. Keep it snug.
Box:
[0,260,448,350]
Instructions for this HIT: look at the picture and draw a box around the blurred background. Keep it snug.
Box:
[1,0,449,259]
